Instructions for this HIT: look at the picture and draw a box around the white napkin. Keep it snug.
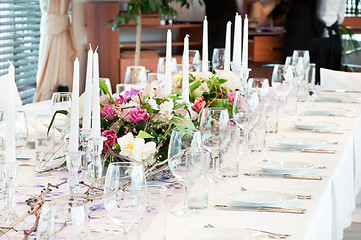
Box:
[0,74,22,111]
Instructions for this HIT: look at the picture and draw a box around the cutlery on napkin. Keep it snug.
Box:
[269,147,336,154]
[214,205,306,214]
[244,173,323,180]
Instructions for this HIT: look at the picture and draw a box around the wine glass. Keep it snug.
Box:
[212,48,225,72]
[168,129,203,215]
[271,64,293,105]
[103,162,147,239]
[232,90,260,154]
[292,50,310,74]
[124,66,147,90]
[157,57,177,74]
[188,50,201,72]
[200,108,231,181]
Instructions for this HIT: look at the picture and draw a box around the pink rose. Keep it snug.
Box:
[102,129,118,151]
[129,106,149,123]
[100,105,116,120]
[193,97,205,112]
[227,90,236,104]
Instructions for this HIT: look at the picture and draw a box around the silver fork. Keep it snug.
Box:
[246,228,291,239]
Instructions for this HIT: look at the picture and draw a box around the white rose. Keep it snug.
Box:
[159,99,174,120]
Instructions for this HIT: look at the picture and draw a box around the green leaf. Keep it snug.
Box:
[47,110,68,136]
[137,130,155,139]
[171,116,195,130]
[99,79,114,101]
[169,95,183,101]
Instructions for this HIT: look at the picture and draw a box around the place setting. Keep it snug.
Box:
[300,105,355,117]
[311,92,361,103]
[267,136,337,154]
[291,119,345,134]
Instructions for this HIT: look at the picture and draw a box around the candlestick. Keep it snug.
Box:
[6,61,15,163]
[202,16,208,73]
[233,13,242,67]
[242,15,248,71]
[224,21,231,71]
[182,34,189,103]
[83,44,93,132]
[69,58,80,152]
[92,49,101,138]
[89,137,106,183]
[165,29,172,96]
[66,151,84,194]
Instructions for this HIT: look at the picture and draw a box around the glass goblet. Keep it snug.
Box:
[212,48,225,72]
[168,129,203,216]
[200,108,231,182]
[103,162,147,240]
[232,91,260,155]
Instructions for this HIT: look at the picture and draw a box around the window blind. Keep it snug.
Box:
[0,1,41,104]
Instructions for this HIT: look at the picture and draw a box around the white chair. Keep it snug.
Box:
[0,74,22,111]
[321,68,361,91]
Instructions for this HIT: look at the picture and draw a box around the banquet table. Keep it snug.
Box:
[3,92,361,240]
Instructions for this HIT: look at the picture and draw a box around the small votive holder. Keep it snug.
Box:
[186,151,211,210]
[219,126,240,178]
[89,136,106,183]
[66,151,84,194]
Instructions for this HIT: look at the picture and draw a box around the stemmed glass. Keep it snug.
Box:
[51,92,72,139]
[124,66,147,90]
[232,90,260,154]
[103,162,147,240]
[188,50,201,72]
[168,129,203,216]
[212,48,225,72]
[157,57,177,74]
[200,108,231,181]
[271,64,293,108]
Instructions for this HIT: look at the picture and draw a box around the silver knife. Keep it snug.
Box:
[214,205,306,214]
[311,130,344,134]
[327,114,355,117]
[269,147,336,154]
[323,90,361,93]
[244,172,323,180]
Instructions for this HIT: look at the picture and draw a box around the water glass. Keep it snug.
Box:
[248,123,266,152]
[52,92,72,112]
[212,48,225,72]
[147,73,165,89]
[139,185,167,240]
[265,90,280,134]
[219,126,240,178]
[35,114,54,162]
[187,50,201,72]
[116,83,133,95]
[37,195,90,240]
[187,151,211,209]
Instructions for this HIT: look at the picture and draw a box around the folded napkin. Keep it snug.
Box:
[321,68,361,91]
[0,74,22,111]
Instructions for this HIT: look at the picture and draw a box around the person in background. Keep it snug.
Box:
[272,0,346,84]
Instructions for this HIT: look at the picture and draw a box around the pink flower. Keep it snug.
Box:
[100,105,116,120]
[193,97,205,113]
[227,90,236,104]
[102,129,118,151]
[129,105,149,123]
[115,88,140,104]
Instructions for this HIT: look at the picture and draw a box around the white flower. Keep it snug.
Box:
[141,84,153,99]
[117,132,136,158]
[188,108,198,121]
[159,99,174,120]
[133,141,157,161]
[199,82,210,93]
[217,71,241,90]
[148,98,159,110]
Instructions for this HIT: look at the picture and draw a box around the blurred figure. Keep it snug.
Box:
[272,0,346,84]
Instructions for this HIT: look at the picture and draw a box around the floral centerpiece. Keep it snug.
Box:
[98,70,240,174]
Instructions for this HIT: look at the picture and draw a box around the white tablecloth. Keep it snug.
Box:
[4,93,361,239]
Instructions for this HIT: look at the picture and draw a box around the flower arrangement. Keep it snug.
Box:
[98,71,239,172]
